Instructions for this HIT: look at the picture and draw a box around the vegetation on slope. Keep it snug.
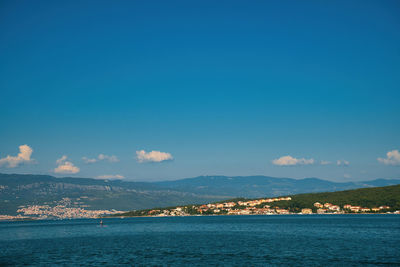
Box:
[272,184,400,212]
[116,184,400,216]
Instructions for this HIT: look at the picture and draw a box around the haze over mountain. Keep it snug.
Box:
[154,176,400,198]
[1,173,400,215]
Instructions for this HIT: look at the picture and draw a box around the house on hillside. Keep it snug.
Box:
[314,202,323,208]
[301,208,313,214]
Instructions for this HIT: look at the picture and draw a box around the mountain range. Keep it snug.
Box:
[1,173,399,215]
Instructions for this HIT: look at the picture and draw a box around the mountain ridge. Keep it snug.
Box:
[153,175,400,198]
[1,173,400,215]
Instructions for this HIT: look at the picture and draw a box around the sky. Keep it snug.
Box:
[0,0,399,182]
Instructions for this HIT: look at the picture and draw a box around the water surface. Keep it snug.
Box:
[0,215,399,266]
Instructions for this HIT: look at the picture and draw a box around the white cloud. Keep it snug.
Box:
[337,160,350,166]
[82,154,119,164]
[82,157,97,164]
[136,150,173,163]
[96,174,124,180]
[272,155,314,166]
[0,144,34,168]
[56,155,67,165]
[272,156,352,167]
[98,154,119,162]
[54,155,80,174]
[378,150,400,166]
[343,173,351,178]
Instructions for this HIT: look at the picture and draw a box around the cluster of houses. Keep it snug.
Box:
[313,202,391,214]
[148,207,187,217]
[343,204,390,213]
[191,197,292,215]
[145,197,293,216]
[16,205,123,219]
[196,197,291,214]
[141,198,394,217]
[16,198,123,219]
[313,202,342,214]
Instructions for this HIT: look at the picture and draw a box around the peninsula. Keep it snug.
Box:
[115,184,400,217]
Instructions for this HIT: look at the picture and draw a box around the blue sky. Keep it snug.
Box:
[0,0,399,181]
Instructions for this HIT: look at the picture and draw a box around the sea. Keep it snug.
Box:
[0,214,399,266]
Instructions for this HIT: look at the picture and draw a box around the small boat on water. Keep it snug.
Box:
[100,220,103,226]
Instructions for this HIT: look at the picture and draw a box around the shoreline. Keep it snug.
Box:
[110,212,399,219]
[1,212,398,222]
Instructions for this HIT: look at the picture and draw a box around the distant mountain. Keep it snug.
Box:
[0,173,229,215]
[154,175,400,198]
[1,173,399,215]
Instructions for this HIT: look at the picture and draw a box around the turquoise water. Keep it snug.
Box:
[0,215,399,266]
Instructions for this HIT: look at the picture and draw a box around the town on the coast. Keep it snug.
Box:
[0,197,123,220]
[1,194,398,220]
[120,197,397,218]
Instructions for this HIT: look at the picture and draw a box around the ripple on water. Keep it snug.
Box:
[0,215,399,266]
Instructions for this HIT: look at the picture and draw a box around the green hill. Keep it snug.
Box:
[272,184,400,212]
[117,184,400,217]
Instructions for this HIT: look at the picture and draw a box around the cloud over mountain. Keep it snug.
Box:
[82,154,119,164]
[272,155,314,166]
[0,144,34,168]
[378,150,400,166]
[136,150,173,163]
[54,155,80,174]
